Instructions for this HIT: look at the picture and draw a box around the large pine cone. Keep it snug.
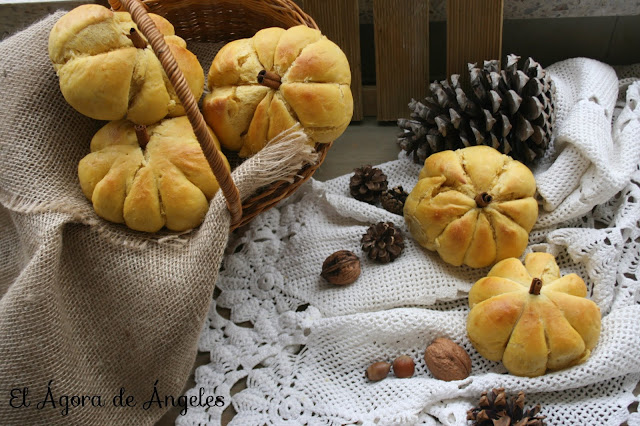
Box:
[397,54,556,165]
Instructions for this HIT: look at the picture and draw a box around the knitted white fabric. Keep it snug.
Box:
[535,59,636,227]
[180,60,640,425]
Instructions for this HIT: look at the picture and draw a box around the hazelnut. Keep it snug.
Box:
[365,361,391,381]
[424,337,472,381]
[392,355,415,378]
[321,250,361,285]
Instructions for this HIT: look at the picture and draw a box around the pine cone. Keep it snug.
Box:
[361,222,404,263]
[467,388,546,426]
[380,186,408,215]
[349,165,388,204]
[397,54,555,165]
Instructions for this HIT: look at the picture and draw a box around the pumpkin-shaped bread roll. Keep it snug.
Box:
[467,252,601,377]
[404,145,538,268]
[203,25,353,158]
[78,116,229,232]
[49,4,204,125]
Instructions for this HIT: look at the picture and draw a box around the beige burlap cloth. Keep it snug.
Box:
[0,12,316,425]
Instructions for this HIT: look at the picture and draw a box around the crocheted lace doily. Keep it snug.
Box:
[179,60,640,425]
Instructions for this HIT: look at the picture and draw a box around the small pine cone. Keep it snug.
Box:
[467,388,545,426]
[380,186,408,215]
[349,165,388,204]
[361,222,404,263]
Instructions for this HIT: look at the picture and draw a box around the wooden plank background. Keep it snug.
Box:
[296,0,363,121]
[446,0,504,89]
[373,0,429,121]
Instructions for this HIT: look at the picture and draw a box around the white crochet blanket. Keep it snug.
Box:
[179,59,640,425]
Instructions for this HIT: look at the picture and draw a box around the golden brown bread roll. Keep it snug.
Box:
[49,4,204,125]
[203,25,353,158]
[467,252,601,377]
[78,116,229,232]
[403,145,538,268]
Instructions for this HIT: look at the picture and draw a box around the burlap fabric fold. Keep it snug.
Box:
[0,12,316,425]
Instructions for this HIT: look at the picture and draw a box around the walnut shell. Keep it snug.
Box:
[424,337,472,381]
[321,250,360,285]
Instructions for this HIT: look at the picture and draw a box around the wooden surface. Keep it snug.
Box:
[446,0,504,89]
[313,117,401,180]
[373,0,429,121]
[296,0,363,121]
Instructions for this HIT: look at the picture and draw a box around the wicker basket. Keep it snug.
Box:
[108,0,332,231]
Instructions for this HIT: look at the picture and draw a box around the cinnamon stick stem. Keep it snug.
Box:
[529,278,543,295]
[257,70,282,89]
[135,125,150,149]
[127,28,147,49]
[474,192,493,208]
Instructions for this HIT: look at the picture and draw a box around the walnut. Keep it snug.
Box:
[424,337,472,381]
[321,250,361,285]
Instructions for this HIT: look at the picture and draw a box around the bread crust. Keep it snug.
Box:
[78,117,229,232]
[203,25,353,157]
[467,253,601,377]
[404,146,538,268]
[49,4,204,125]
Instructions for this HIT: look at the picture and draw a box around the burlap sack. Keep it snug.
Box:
[0,12,316,425]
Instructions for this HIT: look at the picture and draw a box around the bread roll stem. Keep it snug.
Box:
[474,192,493,207]
[529,278,543,295]
[134,124,150,149]
[257,70,281,90]
[127,28,147,49]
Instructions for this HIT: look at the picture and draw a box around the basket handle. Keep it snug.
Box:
[109,0,243,227]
